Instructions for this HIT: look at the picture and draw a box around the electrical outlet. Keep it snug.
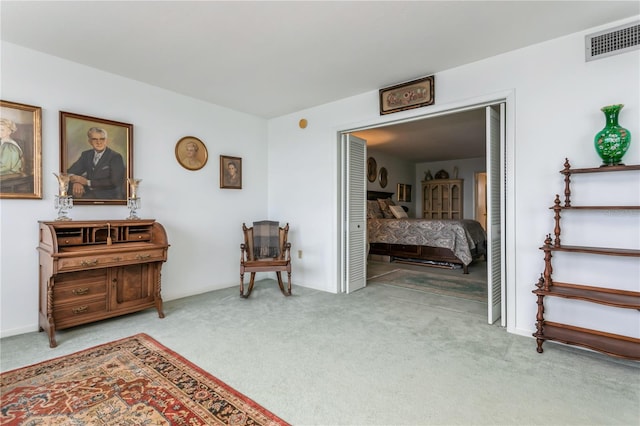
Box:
[298,250,302,259]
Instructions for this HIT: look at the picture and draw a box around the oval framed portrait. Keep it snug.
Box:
[379,167,388,188]
[367,157,377,182]
[175,136,208,171]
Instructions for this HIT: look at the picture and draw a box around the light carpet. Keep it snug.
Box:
[368,268,487,302]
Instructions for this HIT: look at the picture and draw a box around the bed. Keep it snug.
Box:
[366,191,486,274]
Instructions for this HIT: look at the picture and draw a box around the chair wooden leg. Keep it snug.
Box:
[240,272,257,298]
[276,271,291,296]
[287,269,292,295]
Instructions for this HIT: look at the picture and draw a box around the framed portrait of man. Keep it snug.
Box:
[0,100,42,199]
[60,111,133,205]
[220,155,242,189]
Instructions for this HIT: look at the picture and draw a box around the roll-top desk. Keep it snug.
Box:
[38,219,169,347]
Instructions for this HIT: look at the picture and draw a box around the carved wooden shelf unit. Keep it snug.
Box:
[38,219,169,347]
[422,179,463,219]
[533,159,640,360]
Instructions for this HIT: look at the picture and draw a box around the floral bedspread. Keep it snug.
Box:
[367,218,487,265]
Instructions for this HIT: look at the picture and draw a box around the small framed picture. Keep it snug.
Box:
[397,183,412,202]
[367,156,377,182]
[175,136,208,171]
[60,111,133,205]
[378,167,388,188]
[220,155,242,189]
[0,100,42,199]
[379,75,435,115]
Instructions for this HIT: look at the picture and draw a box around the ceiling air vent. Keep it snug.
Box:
[585,21,640,61]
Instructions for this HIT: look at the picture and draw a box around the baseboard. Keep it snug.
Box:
[0,324,39,339]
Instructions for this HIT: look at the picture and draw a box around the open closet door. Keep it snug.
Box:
[341,134,367,293]
[486,104,506,325]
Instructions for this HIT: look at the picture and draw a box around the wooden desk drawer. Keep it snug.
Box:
[57,235,84,246]
[119,248,165,263]
[126,232,151,241]
[57,248,166,271]
[54,269,107,303]
[55,281,107,303]
[53,299,108,323]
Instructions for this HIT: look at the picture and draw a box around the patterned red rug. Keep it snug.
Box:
[0,333,289,425]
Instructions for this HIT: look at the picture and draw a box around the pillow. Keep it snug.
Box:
[389,205,408,219]
[377,198,396,219]
[367,200,384,219]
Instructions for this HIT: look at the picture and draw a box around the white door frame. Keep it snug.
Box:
[338,90,517,333]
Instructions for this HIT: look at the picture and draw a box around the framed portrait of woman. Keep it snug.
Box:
[220,155,242,189]
[0,100,42,199]
[175,136,208,171]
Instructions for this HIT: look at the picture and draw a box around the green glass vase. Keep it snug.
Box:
[594,104,631,166]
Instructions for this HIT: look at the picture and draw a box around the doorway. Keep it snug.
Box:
[340,100,509,327]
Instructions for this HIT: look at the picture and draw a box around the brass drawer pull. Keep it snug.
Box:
[80,259,98,267]
[72,287,89,295]
[72,306,88,314]
[136,254,151,260]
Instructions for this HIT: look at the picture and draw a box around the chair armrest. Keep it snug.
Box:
[283,242,292,260]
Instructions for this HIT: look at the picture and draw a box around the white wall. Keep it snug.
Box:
[267,16,640,338]
[0,42,269,337]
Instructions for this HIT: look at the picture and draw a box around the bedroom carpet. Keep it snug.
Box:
[367,267,487,302]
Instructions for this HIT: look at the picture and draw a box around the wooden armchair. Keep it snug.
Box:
[240,221,292,298]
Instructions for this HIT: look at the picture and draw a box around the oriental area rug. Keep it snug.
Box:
[368,268,487,302]
[0,333,289,426]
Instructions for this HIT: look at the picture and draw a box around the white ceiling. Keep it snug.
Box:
[2,1,638,162]
[352,108,487,162]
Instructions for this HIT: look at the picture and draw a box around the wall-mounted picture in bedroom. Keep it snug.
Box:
[378,167,388,188]
[60,111,133,205]
[367,156,377,182]
[0,100,42,199]
[397,183,412,202]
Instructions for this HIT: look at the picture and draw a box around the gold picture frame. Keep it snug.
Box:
[379,75,435,115]
[0,100,42,199]
[397,183,412,202]
[378,167,388,188]
[220,155,242,189]
[60,111,133,205]
[367,156,377,182]
[175,136,208,171]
